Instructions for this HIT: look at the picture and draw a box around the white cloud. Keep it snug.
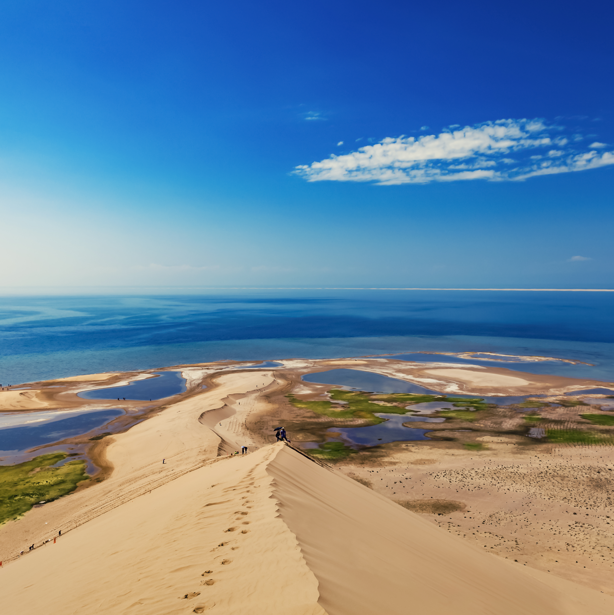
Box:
[568,255,592,262]
[337,141,344,146]
[305,111,323,121]
[590,142,607,148]
[420,126,429,131]
[294,119,614,185]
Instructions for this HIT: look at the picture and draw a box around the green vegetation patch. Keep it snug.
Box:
[545,429,613,445]
[581,414,614,426]
[0,453,88,525]
[447,397,492,411]
[555,398,589,407]
[89,432,112,441]
[288,389,490,427]
[524,415,543,423]
[288,390,408,424]
[372,393,441,405]
[437,409,481,422]
[518,400,551,408]
[463,442,487,451]
[308,442,354,460]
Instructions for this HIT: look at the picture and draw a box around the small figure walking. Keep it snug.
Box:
[163,459,165,464]
[241,446,248,454]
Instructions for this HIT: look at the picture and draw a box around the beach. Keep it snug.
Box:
[2,358,614,613]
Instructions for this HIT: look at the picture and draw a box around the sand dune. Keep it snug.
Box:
[0,390,53,411]
[2,441,613,614]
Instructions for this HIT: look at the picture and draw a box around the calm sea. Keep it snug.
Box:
[1,290,613,384]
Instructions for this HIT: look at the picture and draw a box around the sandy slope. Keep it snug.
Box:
[0,371,274,561]
[3,442,614,615]
[0,390,54,411]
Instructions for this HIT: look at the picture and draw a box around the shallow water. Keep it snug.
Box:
[243,361,283,368]
[385,352,580,378]
[303,368,443,395]
[333,412,445,446]
[406,401,457,414]
[79,371,185,401]
[565,388,614,396]
[0,409,124,456]
[303,368,534,406]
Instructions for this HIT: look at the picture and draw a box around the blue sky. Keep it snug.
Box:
[0,0,613,289]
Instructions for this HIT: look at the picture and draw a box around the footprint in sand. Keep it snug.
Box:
[203,579,215,586]
[242,521,250,525]
[221,559,232,565]
[202,571,213,576]
[193,608,205,613]
[235,511,248,516]
[182,592,200,599]
[241,529,249,534]
[225,527,237,532]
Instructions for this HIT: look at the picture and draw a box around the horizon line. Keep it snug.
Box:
[0,286,614,293]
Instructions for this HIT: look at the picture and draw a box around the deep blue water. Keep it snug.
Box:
[78,371,185,401]
[0,409,124,455]
[1,290,613,384]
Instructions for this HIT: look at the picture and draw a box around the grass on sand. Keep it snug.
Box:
[0,453,88,525]
[288,390,407,424]
[580,414,614,426]
[437,409,482,422]
[288,390,490,425]
[518,400,551,408]
[307,442,354,460]
[524,415,544,423]
[463,442,487,451]
[555,398,589,407]
[546,429,614,445]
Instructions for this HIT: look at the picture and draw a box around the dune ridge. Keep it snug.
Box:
[3,441,614,614]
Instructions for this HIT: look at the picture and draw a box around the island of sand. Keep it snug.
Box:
[2,356,614,614]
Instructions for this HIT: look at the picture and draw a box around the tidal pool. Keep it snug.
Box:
[0,409,124,455]
[565,388,614,396]
[79,371,186,401]
[303,368,442,395]
[333,412,445,446]
[303,368,533,406]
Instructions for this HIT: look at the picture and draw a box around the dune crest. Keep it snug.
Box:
[2,443,614,614]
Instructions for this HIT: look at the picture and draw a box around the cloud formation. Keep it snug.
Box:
[294,119,614,185]
[568,255,592,262]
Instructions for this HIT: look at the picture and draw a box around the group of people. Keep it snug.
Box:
[275,427,290,443]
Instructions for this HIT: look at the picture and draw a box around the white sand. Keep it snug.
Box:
[425,368,530,388]
[52,373,118,382]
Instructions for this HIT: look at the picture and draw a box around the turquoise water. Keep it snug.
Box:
[1,290,614,384]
